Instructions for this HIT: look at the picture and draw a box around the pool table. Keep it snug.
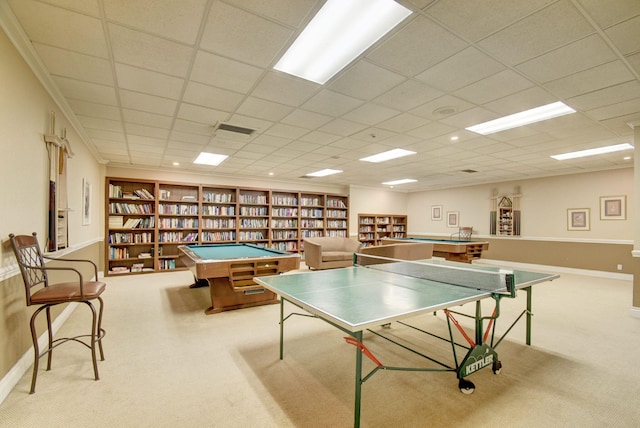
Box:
[382,237,489,263]
[178,243,300,315]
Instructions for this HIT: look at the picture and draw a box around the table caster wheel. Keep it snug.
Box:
[458,378,475,394]
[492,360,502,374]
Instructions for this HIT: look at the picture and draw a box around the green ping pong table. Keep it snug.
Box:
[253,256,558,428]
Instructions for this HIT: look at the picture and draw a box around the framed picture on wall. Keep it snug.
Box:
[567,208,589,231]
[600,195,626,220]
[82,178,91,225]
[431,205,442,221]
[446,211,459,228]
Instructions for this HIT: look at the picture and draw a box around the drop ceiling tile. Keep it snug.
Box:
[264,123,309,139]
[416,47,505,93]
[298,131,341,145]
[199,1,293,67]
[453,69,534,105]
[438,106,498,129]
[226,115,273,134]
[544,60,635,99]
[250,134,291,148]
[173,118,214,136]
[367,15,467,77]
[236,97,293,121]
[569,81,640,111]
[119,90,178,116]
[34,44,113,85]
[604,15,640,55]
[177,103,229,126]
[115,63,184,99]
[483,87,557,116]
[375,80,444,111]
[169,130,210,145]
[377,113,428,133]
[516,35,617,83]
[576,0,640,28]
[329,61,406,101]
[166,138,205,151]
[318,119,368,137]
[108,24,193,77]
[122,109,173,129]
[230,0,318,27]
[426,0,555,42]
[190,51,263,93]
[301,90,363,117]
[77,115,123,132]
[252,72,320,107]
[410,95,475,120]
[53,76,117,105]
[103,0,207,44]
[407,121,458,139]
[478,1,593,66]
[343,104,400,126]
[85,128,126,142]
[125,123,170,139]
[9,0,108,57]
[128,135,166,147]
[67,99,121,120]
[281,109,333,129]
[183,81,243,112]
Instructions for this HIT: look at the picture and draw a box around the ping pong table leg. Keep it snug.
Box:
[525,286,532,345]
[279,299,285,360]
[353,330,363,428]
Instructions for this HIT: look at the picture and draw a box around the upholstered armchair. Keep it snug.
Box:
[303,237,362,270]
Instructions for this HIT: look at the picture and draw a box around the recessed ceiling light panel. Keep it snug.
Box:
[193,152,228,166]
[551,143,634,160]
[466,101,576,135]
[360,148,416,163]
[274,0,412,84]
[382,178,417,185]
[305,168,343,177]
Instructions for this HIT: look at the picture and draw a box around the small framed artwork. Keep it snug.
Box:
[82,178,91,225]
[567,208,589,231]
[600,195,626,220]
[446,211,459,228]
[431,205,442,221]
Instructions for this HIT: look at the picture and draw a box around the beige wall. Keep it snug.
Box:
[0,27,104,386]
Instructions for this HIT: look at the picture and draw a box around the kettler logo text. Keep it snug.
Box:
[465,354,493,376]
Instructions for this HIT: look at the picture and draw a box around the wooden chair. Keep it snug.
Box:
[9,233,106,393]
[451,226,473,241]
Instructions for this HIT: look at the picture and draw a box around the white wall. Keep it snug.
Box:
[348,185,408,237]
[407,168,633,241]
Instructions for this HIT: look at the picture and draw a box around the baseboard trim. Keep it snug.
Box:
[479,258,633,281]
[0,302,78,403]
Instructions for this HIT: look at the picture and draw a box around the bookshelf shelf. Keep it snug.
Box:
[357,213,407,246]
[106,178,349,275]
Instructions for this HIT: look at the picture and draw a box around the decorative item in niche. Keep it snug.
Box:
[431,205,442,221]
[83,179,91,225]
[567,208,589,231]
[446,211,459,228]
[600,195,626,220]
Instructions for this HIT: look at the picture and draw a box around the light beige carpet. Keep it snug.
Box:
[1,264,639,427]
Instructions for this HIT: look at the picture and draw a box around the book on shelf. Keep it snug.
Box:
[109,216,124,228]
[139,252,152,258]
[131,263,144,272]
[123,218,142,228]
[110,266,130,274]
[181,195,196,201]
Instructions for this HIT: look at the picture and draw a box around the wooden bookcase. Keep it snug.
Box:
[357,213,407,247]
[105,177,349,275]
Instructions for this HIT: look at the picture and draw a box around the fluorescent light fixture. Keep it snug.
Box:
[551,143,634,160]
[466,101,576,135]
[305,168,343,177]
[274,0,412,84]
[193,152,228,166]
[360,148,416,163]
[382,179,417,186]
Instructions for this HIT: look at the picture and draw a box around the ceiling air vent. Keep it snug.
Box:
[461,169,477,173]
[213,122,256,141]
